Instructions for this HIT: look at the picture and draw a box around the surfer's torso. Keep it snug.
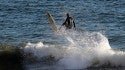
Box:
[63,17,74,29]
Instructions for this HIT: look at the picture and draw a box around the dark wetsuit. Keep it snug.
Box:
[62,16,76,29]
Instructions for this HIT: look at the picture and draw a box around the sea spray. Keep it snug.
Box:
[24,42,65,60]
[24,30,125,69]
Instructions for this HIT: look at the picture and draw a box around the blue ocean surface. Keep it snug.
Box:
[0,0,125,70]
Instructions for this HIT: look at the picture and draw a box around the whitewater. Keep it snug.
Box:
[24,29,125,70]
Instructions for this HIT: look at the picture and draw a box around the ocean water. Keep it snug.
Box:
[0,0,125,70]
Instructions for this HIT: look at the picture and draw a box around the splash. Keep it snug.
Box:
[24,42,64,60]
[24,29,125,69]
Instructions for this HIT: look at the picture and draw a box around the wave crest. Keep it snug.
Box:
[24,30,125,69]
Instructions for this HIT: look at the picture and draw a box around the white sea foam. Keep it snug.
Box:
[24,30,125,69]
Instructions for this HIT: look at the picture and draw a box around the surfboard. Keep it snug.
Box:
[47,12,58,31]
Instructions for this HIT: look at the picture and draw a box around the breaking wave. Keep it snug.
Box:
[24,29,125,69]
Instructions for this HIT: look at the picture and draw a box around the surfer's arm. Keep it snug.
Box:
[59,22,66,30]
[62,18,68,26]
[59,18,67,30]
[73,20,76,28]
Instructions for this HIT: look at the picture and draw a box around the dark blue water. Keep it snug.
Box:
[0,0,125,70]
[0,0,125,48]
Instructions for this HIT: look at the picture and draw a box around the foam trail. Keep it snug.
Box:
[24,30,125,69]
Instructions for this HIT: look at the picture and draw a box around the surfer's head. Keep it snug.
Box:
[67,13,69,17]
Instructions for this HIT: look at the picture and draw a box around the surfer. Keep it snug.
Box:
[59,13,76,30]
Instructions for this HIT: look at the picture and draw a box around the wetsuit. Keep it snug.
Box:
[62,15,76,29]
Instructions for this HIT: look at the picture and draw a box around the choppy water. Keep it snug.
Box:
[0,0,125,70]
